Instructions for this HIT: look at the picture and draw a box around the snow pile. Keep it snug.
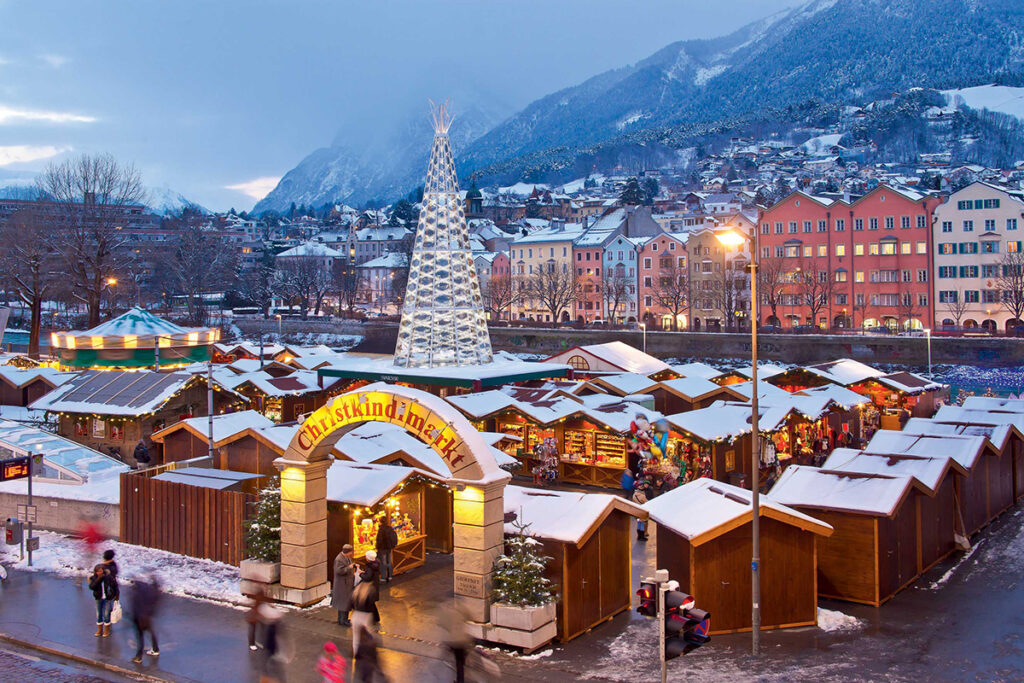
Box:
[929,540,984,589]
[0,530,245,606]
[817,607,862,632]
[943,84,1024,121]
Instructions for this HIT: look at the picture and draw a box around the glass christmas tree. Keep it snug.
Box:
[491,518,556,607]
[393,102,493,368]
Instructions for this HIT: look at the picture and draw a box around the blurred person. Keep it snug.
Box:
[353,624,386,682]
[73,518,104,586]
[246,586,270,651]
[88,563,118,637]
[332,544,355,626]
[258,604,288,683]
[130,569,161,663]
[350,581,378,655]
[315,641,346,682]
[439,605,473,683]
[359,551,381,625]
[374,519,397,583]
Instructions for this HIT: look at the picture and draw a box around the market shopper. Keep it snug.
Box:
[129,570,161,663]
[359,551,382,625]
[350,581,379,655]
[88,563,119,637]
[332,544,356,626]
[375,520,398,583]
[246,586,270,650]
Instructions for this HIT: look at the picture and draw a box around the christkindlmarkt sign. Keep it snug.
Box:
[291,389,485,481]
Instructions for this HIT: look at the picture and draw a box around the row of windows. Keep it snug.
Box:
[937,241,1022,255]
[956,198,1001,210]
[942,219,1017,233]
[769,240,929,259]
[518,247,569,259]
[939,290,1004,304]
[763,215,927,235]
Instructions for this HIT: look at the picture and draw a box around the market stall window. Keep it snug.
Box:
[92,419,105,439]
[74,420,88,437]
[110,424,124,441]
[352,491,423,558]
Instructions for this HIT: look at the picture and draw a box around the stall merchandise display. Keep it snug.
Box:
[352,491,423,558]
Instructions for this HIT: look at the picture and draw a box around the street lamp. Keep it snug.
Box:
[716,226,760,655]
[639,322,647,353]
[924,328,932,378]
[276,313,282,336]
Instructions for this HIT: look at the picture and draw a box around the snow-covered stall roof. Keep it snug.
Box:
[644,478,831,545]
[722,380,793,402]
[153,467,260,490]
[0,366,75,389]
[545,341,673,377]
[446,389,583,424]
[821,447,959,495]
[586,372,658,396]
[758,393,840,422]
[861,430,987,472]
[666,403,794,443]
[961,396,1024,413]
[581,402,663,434]
[797,384,872,409]
[902,417,1015,452]
[733,363,788,380]
[805,358,885,386]
[933,405,1024,431]
[235,370,332,397]
[325,461,446,507]
[670,362,725,381]
[224,358,291,374]
[30,370,209,416]
[77,307,190,339]
[649,376,742,402]
[769,465,919,517]
[220,342,285,359]
[503,485,646,547]
[151,410,274,447]
[316,352,569,389]
[287,354,346,371]
[875,372,946,395]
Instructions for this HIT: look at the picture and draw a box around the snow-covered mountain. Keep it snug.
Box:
[146,186,209,215]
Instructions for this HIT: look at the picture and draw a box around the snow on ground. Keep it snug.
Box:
[928,539,985,589]
[943,84,1024,121]
[0,530,246,607]
[817,607,862,632]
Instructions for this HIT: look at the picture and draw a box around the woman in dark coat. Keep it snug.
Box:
[331,544,355,626]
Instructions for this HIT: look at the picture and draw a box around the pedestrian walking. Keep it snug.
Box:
[375,520,398,583]
[359,551,382,625]
[350,581,378,655]
[353,624,386,682]
[315,641,346,682]
[88,563,119,637]
[129,570,161,663]
[332,544,356,626]
[258,604,289,683]
[439,605,472,683]
[246,586,270,651]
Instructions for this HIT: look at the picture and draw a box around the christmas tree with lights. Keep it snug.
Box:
[245,481,281,562]
[491,518,555,607]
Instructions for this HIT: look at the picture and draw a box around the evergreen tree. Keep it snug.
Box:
[619,177,645,206]
[641,177,660,205]
[245,481,281,562]
[491,518,556,607]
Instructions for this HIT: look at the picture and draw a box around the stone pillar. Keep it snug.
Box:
[272,457,332,606]
[452,480,506,623]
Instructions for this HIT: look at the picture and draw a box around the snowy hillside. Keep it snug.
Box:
[944,85,1024,122]
[147,186,209,215]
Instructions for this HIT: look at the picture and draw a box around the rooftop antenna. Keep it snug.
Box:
[429,98,455,135]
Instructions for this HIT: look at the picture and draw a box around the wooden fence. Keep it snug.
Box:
[120,466,257,566]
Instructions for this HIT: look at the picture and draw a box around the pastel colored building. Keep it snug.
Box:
[638,232,689,330]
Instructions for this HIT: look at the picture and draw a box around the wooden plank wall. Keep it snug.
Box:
[120,472,256,565]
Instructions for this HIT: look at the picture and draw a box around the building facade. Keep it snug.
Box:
[638,232,689,330]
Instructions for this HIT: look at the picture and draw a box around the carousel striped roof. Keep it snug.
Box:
[83,307,190,338]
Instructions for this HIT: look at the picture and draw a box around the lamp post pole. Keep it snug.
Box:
[748,228,761,656]
[925,328,932,378]
[640,323,647,354]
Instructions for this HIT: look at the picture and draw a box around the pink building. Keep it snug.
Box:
[638,233,688,330]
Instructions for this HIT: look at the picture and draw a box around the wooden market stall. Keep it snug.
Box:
[150,410,274,466]
[957,397,1024,503]
[543,341,678,380]
[640,376,745,414]
[325,462,449,579]
[503,485,646,641]
[769,466,928,606]
[558,402,664,488]
[234,370,345,423]
[0,367,74,407]
[645,478,832,633]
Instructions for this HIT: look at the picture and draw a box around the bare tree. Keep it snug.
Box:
[0,203,58,357]
[483,272,517,321]
[332,260,364,317]
[650,260,689,331]
[795,261,834,328]
[757,256,788,326]
[277,257,332,319]
[997,250,1024,326]
[238,250,278,318]
[39,153,146,326]
[896,283,921,331]
[160,208,238,325]
[524,267,579,324]
[943,291,971,327]
[602,268,633,323]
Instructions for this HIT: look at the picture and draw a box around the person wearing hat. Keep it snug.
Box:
[359,551,382,626]
[331,544,355,627]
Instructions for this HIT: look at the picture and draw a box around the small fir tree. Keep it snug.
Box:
[245,481,281,562]
[491,518,556,607]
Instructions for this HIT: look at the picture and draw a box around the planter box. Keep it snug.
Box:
[490,602,556,632]
[240,559,280,584]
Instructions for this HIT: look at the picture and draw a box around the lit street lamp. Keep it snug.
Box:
[716,226,760,655]
[924,328,932,378]
[276,313,282,336]
[639,322,647,353]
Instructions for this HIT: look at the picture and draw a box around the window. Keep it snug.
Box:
[803,221,812,233]
[880,241,896,255]
[918,294,928,307]
[964,290,980,303]
[984,198,1001,209]
[869,218,879,230]
[873,294,899,307]
[586,252,591,261]
[836,244,846,257]
[900,216,911,229]
[917,215,927,228]
[938,266,956,278]
[775,222,783,234]
[784,245,800,257]
[917,269,928,282]
[885,216,894,230]
[643,258,652,269]
[959,242,979,254]
[963,220,974,232]
[835,269,848,282]
[901,242,911,255]
[1009,241,1022,253]
[854,218,864,231]
[957,200,972,210]
[1008,219,1018,231]
[774,246,784,258]
[902,269,912,283]
[835,219,846,232]
[942,221,953,233]
[939,290,958,303]
[836,294,848,305]
[568,355,590,370]
[803,246,812,257]
[817,220,827,232]
[651,243,658,251]
[669,243,676,251]
[528,249,533,258]
[982,241,999,254]
[644,296,652,307]
[789,221,798,234]
[959,265,979,278]
[576,252,582,261]
[761,222,769,234]
[818,245,827,257]
[761,246,770,258]
[984,219,996,232]
[855,293,865,306]
[917,241,927,254]
[644,276,652,287]
[983,290,1001,303]
[869,243,880,255]
[855,271,865,283]
[854,244,865,256]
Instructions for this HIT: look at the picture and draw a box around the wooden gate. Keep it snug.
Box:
[120,467,257,565]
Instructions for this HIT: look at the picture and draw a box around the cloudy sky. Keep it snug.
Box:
[0,0,788,210]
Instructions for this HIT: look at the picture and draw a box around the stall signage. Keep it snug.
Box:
[0,456,30,482]
[292,390,480,478]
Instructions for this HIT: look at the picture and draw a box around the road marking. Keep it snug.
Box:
[0,646,41,662]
